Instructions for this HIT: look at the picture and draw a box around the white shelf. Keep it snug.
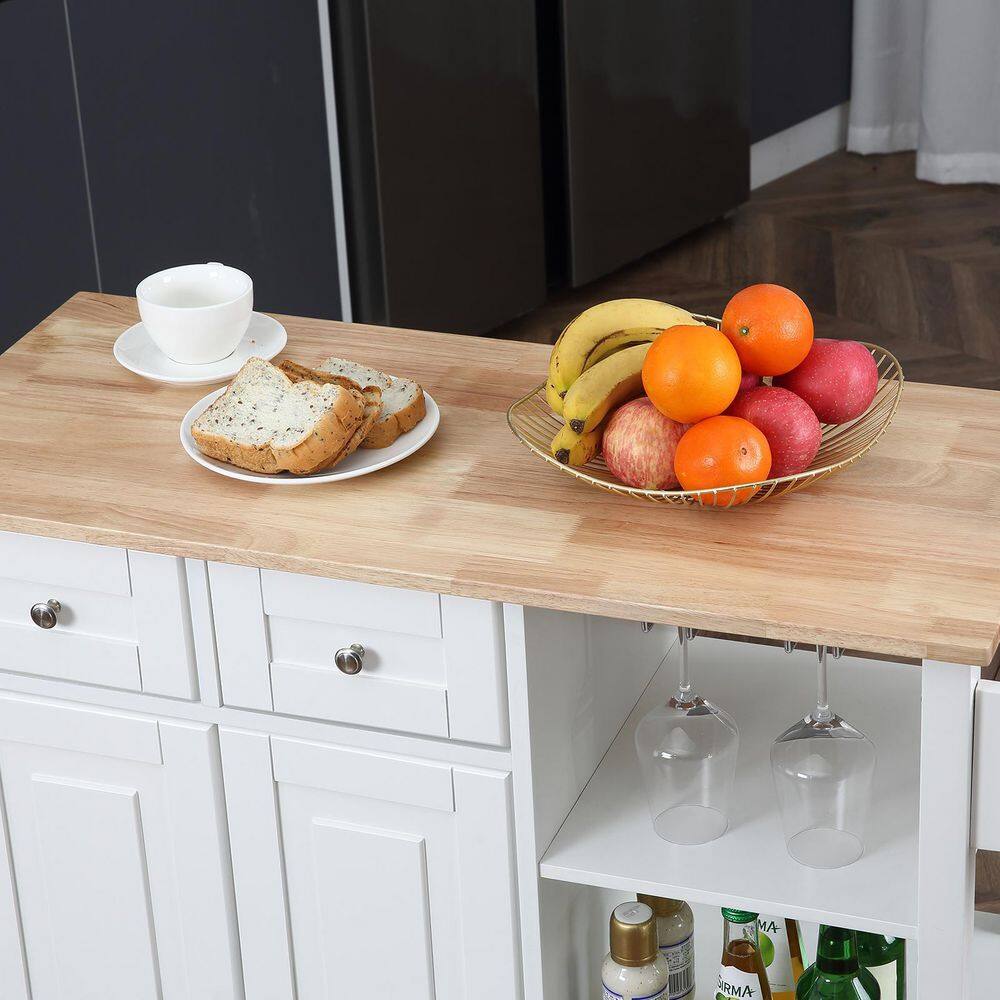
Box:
[540,638,921,937]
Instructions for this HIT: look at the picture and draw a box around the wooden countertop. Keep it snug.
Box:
[1,292,999,666]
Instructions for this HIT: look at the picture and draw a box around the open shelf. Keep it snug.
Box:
[540,637,921,937]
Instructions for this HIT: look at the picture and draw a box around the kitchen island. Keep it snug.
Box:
[0,292,998,998]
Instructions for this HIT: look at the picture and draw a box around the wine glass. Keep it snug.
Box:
[770,645,876,868]
[635,628,740,845]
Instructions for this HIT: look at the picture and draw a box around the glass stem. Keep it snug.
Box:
[676,627,693,702]
[815,645,833,722]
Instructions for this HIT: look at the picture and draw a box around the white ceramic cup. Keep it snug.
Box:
[136,262,253,365]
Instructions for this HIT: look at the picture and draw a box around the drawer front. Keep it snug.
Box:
[0,532,197,698]
[209,563,509,745]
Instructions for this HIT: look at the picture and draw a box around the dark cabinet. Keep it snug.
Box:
[332,0,548,333]
[556,0,750,286]
[65,0,343,319]
[1,0,344,354]
[0,0,97,351]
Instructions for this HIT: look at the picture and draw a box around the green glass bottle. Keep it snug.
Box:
[857,934,904,1000]
[796,927,880,999]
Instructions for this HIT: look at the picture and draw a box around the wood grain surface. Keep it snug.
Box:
[2,293,999,666]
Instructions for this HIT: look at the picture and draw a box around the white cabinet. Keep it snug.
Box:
[0,694,241,1000]
[220,728,521,1000]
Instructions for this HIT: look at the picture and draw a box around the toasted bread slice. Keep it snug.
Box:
[318,357,426,449]
[190,357,363,475]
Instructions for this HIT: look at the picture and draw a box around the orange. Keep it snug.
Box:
[721,283,814,376]
[642,324,742,424]
[674,416,772,507]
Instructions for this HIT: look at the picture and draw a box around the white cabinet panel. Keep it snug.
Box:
[30,778,162,998]
[974,678,1000,850]
[0,695,241,1000]
[221,728,521,1000]
[310,821,436,998]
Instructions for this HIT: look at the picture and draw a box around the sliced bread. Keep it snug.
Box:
[318,356,425,448]
[191,357,364,475]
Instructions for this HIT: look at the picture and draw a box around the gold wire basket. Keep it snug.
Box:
[506,316,905,508]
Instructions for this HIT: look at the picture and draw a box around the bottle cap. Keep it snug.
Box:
[721,908,758,924]
[609,902,658,967]
[637,893,685,918]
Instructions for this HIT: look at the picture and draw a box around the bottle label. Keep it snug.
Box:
[663,933,695,999]
[716,966,765,999]
[867,961,898,999]
[757,916,795,992]
[602,985,668,1000]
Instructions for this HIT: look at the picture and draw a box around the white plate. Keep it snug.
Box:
[179,386,440,484]
[114,312,287,386]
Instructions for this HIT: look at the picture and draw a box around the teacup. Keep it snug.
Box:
[137,262,253,365]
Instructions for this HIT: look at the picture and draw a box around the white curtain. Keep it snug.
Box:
[848,0,1000,184]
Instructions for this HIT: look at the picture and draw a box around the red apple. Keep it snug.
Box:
[725,372,764,414]
[602,398,686,490]
[728,386,822,477]
[775,339,878,424]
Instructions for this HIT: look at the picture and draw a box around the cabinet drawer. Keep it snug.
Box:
[208,563,509,745]
[0,532,197,698]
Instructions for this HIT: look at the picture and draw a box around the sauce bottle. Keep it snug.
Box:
[602,901,670,999]
[717,908,773,999]
[637,894,695,999]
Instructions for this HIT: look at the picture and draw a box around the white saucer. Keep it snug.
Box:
[180,386,440,485]
[114,312,287,386]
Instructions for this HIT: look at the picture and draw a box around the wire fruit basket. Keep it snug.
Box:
[506,316,904,509]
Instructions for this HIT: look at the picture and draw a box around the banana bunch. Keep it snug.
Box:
[546,299,699,466]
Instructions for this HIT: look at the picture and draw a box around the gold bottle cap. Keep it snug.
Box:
[609,902,658,967]
[637,893,685,918]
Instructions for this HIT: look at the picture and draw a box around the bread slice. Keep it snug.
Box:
[313,385,383,471]
[318,357,426,449]
[277,359,361,396]
[191,357,364,475]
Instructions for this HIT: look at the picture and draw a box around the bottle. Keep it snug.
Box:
[602,901,670,1000]
[637,894,695,999]
[757,915,805,999]
[796,926,880,999]
[717,908,773,999]
[857,934,904,999]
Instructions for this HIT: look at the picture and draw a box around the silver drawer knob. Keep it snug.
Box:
[335,643,365,675]
[30,599,62,629]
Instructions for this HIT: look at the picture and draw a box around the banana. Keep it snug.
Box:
[545,376,565,415]
[550,422,603,466]
[562,343,651,434]
[583,326,663,370]
[548,299,698,398]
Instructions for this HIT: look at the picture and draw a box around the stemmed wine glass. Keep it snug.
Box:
[635,628,740,845]
[770,645,877,868]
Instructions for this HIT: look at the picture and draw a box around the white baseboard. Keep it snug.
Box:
[751,102,849,190]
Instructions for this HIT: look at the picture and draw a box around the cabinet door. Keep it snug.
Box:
[64,0,344,319]
[558,0,750,285]
[0,0,97,352]
[0,694,241,1000]
[221,729,521,999]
